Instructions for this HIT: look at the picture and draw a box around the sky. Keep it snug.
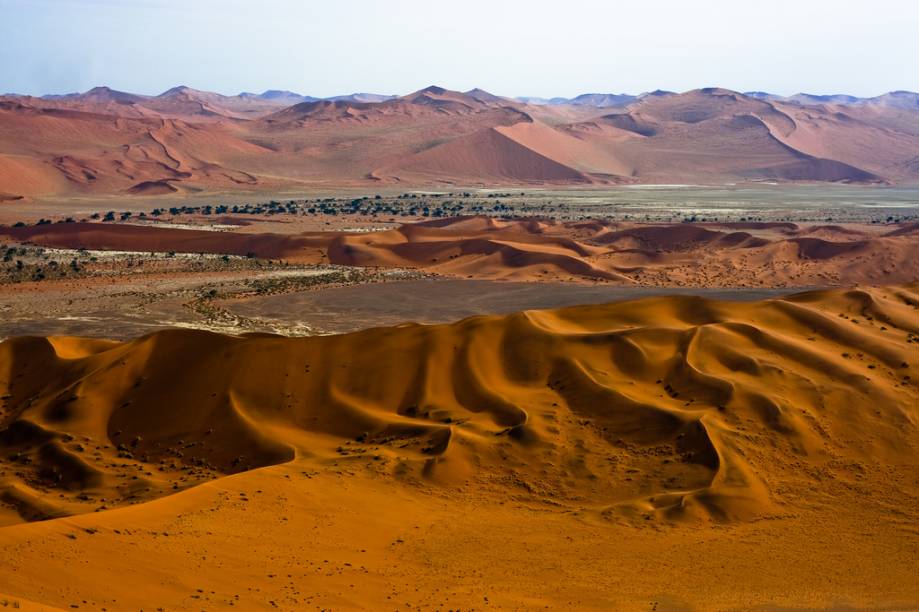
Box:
[1,0,918,98]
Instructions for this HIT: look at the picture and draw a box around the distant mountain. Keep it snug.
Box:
[515,93,636,107]
[260,89,314,101]
[40,92,82,100]
[4,85,919,199]
[262,85,516,124]
[745,92,862,105]
[394,85,507,111]
[744,91,919,109]
[157,85,204,98]
[19,85,919,113]
[326,93,397,103]
[239,90,319,105]
[568,93,636,107]
[865,91,919,110]
[514,96,570,105]
[518,89,668,106]
[145,86,323,118]
[41,86,147,104]
[638,89,677,99]
[464,88,509,103]
[789,93,862,105]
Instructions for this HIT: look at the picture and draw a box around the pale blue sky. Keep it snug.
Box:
[2,0,917,98]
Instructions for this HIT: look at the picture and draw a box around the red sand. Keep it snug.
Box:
[3,87,919,199]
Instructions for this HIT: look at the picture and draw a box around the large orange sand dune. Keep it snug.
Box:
[0,285,917,608]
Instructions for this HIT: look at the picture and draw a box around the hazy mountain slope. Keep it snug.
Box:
[2,86,919,197]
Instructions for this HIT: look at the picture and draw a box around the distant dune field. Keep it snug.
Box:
[5,215,918,287]
[3,86,919,200]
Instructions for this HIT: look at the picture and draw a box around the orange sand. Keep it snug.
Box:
[0,285,917,609]
[6,216,918,286]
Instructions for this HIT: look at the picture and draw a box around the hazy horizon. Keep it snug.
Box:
[2,0,918,98]
[7,83,919,100]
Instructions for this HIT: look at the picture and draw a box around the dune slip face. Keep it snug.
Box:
[0,284,917,528]
[329,216,919,286]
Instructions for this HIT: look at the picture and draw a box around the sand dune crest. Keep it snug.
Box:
[1,285,916,525]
